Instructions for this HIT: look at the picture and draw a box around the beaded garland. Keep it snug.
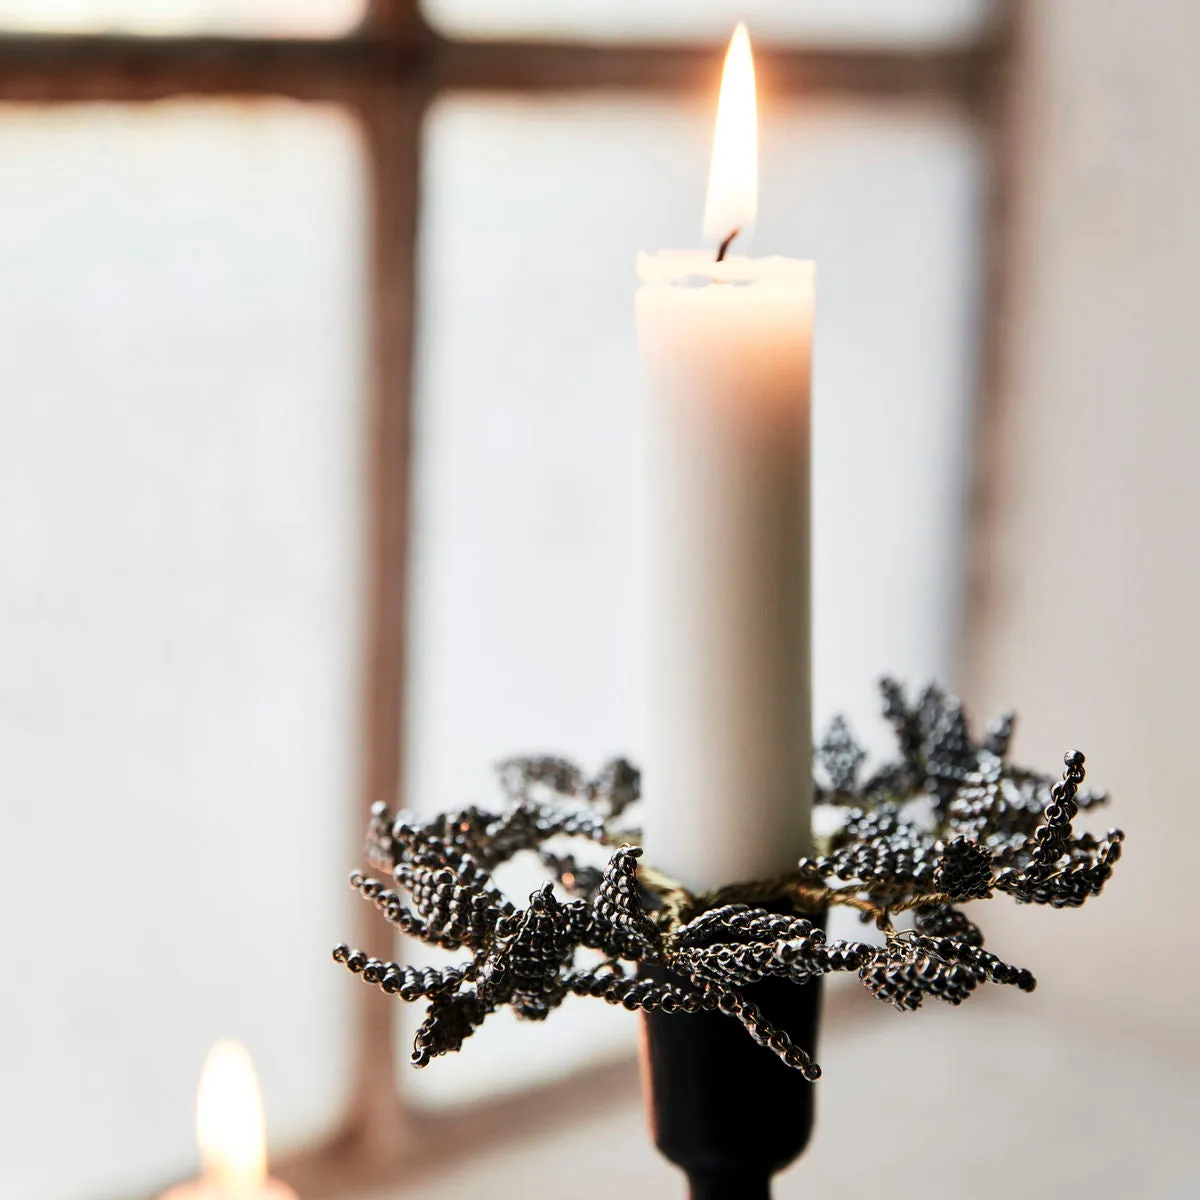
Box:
[333,679,1124,1080]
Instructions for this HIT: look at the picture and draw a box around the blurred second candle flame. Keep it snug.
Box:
[196,1041,268,1187]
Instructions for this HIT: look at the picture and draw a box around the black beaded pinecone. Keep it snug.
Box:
[934,836,994,900]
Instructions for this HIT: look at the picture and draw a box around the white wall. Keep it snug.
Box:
[967,0,1200,1058]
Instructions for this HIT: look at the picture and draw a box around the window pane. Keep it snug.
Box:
[0,0,365,37]
[403,93,983,1107]
[0,100,366,1198]
[425,0,993,47]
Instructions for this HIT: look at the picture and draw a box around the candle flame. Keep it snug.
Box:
[703,22,758,247]
[196,1041,268,1187]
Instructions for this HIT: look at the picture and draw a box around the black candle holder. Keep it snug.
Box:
[331,679,1124,1196]
[640,955,822,1199]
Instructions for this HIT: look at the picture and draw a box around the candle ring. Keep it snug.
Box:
[332,678,1123,1079]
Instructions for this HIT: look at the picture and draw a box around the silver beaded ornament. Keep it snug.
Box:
[333,680,1124,1079]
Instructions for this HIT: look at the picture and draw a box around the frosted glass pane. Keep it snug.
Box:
[0,0,365,37]
[402,94,983,1106]
[0,101,366,1199]
[426,0,993,47]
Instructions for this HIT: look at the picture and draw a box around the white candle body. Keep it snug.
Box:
[638,251,814,893]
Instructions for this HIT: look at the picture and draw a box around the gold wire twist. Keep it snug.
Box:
[635,862,965,943]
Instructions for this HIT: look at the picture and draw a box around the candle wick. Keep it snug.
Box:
[716,228,739,263]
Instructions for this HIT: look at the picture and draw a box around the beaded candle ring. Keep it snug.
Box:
[333,680,1124,1080]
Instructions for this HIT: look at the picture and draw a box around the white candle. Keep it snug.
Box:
[638,24,814,893]
[162,1042,298,1200]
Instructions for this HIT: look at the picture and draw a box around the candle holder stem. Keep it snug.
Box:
[689,1173,771,1200]
[639,960,823,1198]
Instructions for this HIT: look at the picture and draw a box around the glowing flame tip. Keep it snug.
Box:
[703,22,758,247]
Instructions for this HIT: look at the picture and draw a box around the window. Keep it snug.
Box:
[424,0,995,47]
[0,2,1008,1194]
[403,91,983,1105]
[0,99,366,1198]
[0,0,365,37]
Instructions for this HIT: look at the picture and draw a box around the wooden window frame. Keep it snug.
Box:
[0,1,1020,1191]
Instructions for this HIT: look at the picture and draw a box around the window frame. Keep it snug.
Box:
[0,0,1020,1189]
